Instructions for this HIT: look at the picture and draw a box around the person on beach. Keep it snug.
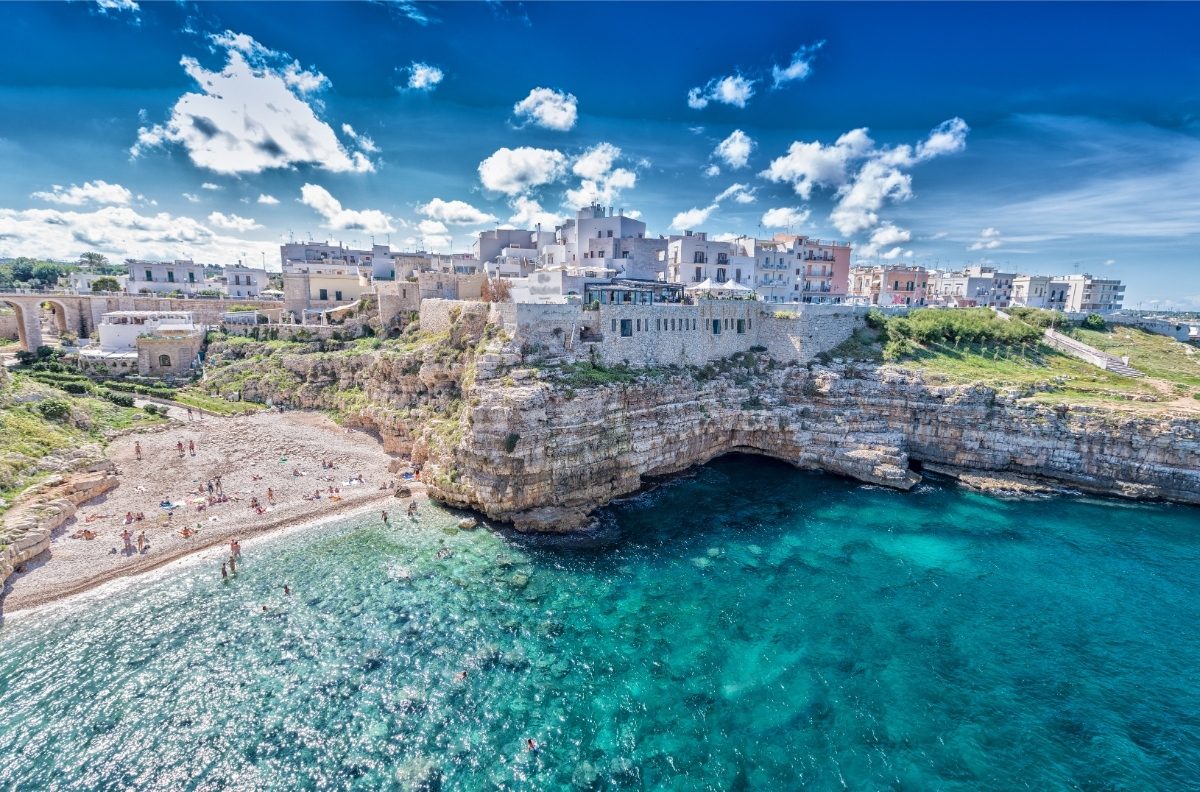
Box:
[137,531,147,553]
[228,555,237,574]
[176,440,184,458]
[186,407,192,421]
[188,439,196,457]
[382,510,389,525]
[207,480,214,496]
[121,528,133,554]
[215,476,223,494]
[408,501,418,517]
[231,539,241,558]
[221,562,227,580]
[134,441,142,461]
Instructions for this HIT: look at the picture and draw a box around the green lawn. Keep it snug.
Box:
[1069,326,1200,390]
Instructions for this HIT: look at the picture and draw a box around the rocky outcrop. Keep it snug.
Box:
[201,319,1200,533]
[1,460,118,587]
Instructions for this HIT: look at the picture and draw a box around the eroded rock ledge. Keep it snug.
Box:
[201,326,1200,533]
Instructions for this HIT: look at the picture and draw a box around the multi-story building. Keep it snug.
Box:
[126,259,207,296]
[667,232,756,289]
[1059,274,1125,313]
[223,265,271,299]
[282,261,371,319]
[770,234,851,304]
[929,265,1015,308]
[1011,275,1069,310]
[849,265,929,306]
[69,271,127,293]
[76,311,203,378]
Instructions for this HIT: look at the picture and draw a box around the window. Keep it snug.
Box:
[606,230,613,238]
[712,319,721,335]
[692,319,696,330]
[717,253,728,265]
[612,319,617,333]
[735,268,742,282]
[167,271,175,283]
[636,319,641,332]
[694,267,703,282]
[335,291,343,301]
[716,268,727,283]
[145,269,153,281]
[188,272,196,283]
[656,318,661,331]
[620,319,632,337]
[693,252,706,264]
[736,319,746,334]
[158,354,172,367]
[319,288,328,301]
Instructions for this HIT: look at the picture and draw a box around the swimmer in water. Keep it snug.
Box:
[283,584,291,596]
[526,738,538,752]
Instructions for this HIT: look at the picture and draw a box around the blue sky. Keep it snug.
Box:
[1,1,1198,308]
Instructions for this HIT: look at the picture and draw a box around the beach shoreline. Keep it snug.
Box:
[0,409,421,617]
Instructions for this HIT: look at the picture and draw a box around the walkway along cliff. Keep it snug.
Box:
[200,302,1200,532]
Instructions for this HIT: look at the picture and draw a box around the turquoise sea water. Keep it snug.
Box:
[2,456,1199,790]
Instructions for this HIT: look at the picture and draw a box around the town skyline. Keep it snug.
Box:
[1,2,1198,309]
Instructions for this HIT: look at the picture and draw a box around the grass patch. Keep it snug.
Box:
[1068,326,1200,389]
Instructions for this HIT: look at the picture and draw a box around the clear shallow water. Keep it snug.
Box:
[2,457,1200,791]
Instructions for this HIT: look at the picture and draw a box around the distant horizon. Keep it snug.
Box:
[1,1,1197,309]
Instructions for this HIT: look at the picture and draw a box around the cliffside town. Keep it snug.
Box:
[200,302,1200,532]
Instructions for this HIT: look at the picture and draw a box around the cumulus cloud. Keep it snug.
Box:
[507,196,565,229]
[132,31,374,175]
[858,222,913,258]
[714,129,755,169]
[671,204,719,231]
[762,117,969,237]
[31,180,132,206]
[418,198,497,226]
[95,0,138,14]
[969,227,1003,250]
[478,147,567,195]
[771,41,824,88]
[299,184,394,234]
[703,164,721,178]
[207,211,262,232]
[0,204,274,263]
[687,73,755,109]
[181,193,200,203]
[564,143,638,209]
[760,206,811,229]
[513,87,578,131]
[714,183,756,204]
[257,193,279,205]
[400,62,444,91]
[201,182,221,191]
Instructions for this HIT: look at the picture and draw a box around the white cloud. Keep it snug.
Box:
[513,87,578,131]
[710,232,743,242]
[181,192,200,203]
[703,164,721,178]
[507,197,564,229]
[0,204,274,263]
[859,223,913,258]
[687,74,755,110]
[478,147,567,195]
[714,129,755,169]
[257,193,279,205]
[762,118,970,237]
[760,207,811,228]
[771,41,824,88]
[401,62,444,91]
[624,210,642,220]
[207,211,262,232]
[416,219,448,235]
[201,182,221,191]
[564,143,638,209]
[299,184,394,234]
[671,204,718,231]
[969,227,1003,250]
[418,198,497,226]
[341,124,379,154]
[95,0,138,13]
[714,183,756,204]
[31,180,132,207]
[132,31,374,175]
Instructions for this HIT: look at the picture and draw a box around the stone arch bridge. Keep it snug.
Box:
[0,291,282,351]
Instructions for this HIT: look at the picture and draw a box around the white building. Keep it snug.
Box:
[223,265,271,299]
[1059,274,1125,313]
[77,311,202,377]
[69,271,127,293]
[929,265,1015,307]
[126,259,207,296]
[1012,275,1069,310]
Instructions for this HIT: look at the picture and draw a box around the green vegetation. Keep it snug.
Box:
[550,361,646,388]
[1081,313,1107,331]
[90,276,121,293]
[1007,307,1063,329]
[503,432,520,453]
[1069,325,1200,389]
[879,308,1042,360]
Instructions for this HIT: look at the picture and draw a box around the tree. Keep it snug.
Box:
[31,261,67,286]
[481,277,511,303]
[10,257,35,283]
[79,252,109,269]
[90,276,121,293]
[1081,313,1107,331]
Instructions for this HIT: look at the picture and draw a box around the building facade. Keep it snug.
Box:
[126,259,207,296]
[849,265,929,306]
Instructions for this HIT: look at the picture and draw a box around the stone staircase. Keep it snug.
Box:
[1043,327,1144,378]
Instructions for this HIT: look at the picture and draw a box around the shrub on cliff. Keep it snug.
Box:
[1081,313,1107,331]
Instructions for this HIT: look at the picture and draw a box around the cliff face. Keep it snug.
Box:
[202,323,1200,533]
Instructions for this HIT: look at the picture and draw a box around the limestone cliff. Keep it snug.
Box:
[200,315,1200,532]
